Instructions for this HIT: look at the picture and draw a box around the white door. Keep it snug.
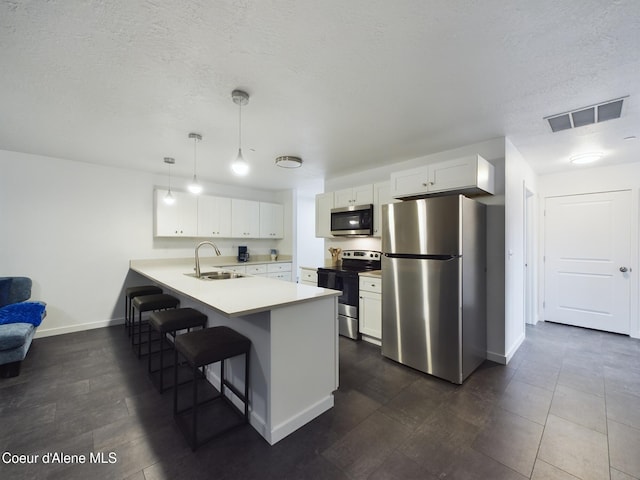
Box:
[544,191,631,334]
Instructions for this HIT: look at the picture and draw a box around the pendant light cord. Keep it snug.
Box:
[238,101,242,154]
[193,136,198,176]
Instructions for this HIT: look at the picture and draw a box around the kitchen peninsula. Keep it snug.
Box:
[129,257,340,445]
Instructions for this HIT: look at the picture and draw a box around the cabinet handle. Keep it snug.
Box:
[422,183,427,187]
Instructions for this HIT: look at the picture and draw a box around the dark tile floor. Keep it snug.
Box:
[1,321,639,479]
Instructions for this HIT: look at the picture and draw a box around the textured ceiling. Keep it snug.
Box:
[1,0,640,190]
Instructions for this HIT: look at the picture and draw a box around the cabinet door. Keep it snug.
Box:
[359,290,382,339]
[352,184,374,205]
[334,185,373,207]
[155,189,198,237]
[231,199,260,238]
[315,192,334,238]
[198,195,232,237]
[259,202,284,238]
[428,156,477,193]
[372,181,400,237]
[390,166,429,199]
[333,188,354,208]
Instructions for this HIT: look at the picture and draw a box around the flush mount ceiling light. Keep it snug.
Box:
[187,133,203,194]
[163,157,176,205]
[275,156,303,169]
[570,152,603,165]
[231,89,250,176]
[544,96,628,133]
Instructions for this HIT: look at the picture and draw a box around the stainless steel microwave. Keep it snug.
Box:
[331,204,374,236]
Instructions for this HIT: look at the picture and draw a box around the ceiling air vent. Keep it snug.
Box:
[544,96,628,132]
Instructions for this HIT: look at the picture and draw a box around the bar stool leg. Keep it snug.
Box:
[192,364,198,450]
[173,347,179,415]
[244,352,250,422]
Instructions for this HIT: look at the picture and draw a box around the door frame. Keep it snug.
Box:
[524,184,537,325]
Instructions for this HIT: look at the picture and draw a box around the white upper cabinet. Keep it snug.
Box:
[315,192,334,238]
[259,202,284,238]
[231,199,260,238]
[390,154,495,199]
[155,189,198,237]
[372,181,399,237]
[197,195,232,238]
[333,184,374,208]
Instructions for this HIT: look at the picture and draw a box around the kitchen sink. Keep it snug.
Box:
[184,271,245,280]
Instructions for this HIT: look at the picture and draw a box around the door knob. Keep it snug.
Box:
[620,266,628,272]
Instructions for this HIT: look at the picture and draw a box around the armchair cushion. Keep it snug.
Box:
[0,302,46,327]
[0,323,35,351]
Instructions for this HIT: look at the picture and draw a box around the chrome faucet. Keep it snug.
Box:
[195,241,222,278]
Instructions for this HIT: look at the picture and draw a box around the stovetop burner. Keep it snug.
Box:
[319,250,382,274]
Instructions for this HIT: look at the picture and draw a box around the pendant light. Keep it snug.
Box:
[231,89,250,176]
[163,157,176,205]
[187,133,203,194]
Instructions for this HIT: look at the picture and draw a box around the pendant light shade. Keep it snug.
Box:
[163,157,176,205]
[231,90,250,176]
[188,133,203,194]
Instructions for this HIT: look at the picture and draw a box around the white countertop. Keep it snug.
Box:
[130,258,340,318]
[359,270,382,278]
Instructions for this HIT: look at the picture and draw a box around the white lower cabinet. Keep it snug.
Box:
[267,263,292,282]
[222,265,247,274]
[246,264,268,276]
[221,262,292,281]
[299,267,318,286]
[359,276,382,342]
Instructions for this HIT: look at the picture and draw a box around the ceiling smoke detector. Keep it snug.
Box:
[275,156,303,168]
[544,96,628,132]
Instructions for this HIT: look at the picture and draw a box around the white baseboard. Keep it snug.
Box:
[35,318,125,338]
[486,350,507,365]
[267,395,334,445]
[204,367,334,445]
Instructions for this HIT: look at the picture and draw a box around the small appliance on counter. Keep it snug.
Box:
[237,245,249,262]
[270,249,278,261]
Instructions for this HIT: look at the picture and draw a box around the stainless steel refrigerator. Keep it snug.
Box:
[381,195,486,384]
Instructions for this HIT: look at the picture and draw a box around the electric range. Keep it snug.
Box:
[317,250,381,340]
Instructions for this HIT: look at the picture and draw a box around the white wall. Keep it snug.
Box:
[538,162,640,339]
[0,149,290,337]
[293,179,325,276]
[503,138,539,362]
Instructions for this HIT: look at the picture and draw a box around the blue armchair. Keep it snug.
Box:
[0,277,46,378]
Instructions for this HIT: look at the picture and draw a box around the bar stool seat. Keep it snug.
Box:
[131,293,179,358]
[148,308,207,393]
[124,285,162,336]
[174,326,250,451]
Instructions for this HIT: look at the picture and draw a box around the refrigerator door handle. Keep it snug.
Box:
[383,253,460,261]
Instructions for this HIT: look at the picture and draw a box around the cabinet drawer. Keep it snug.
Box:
[246,264,267,275]
[267,262,292,273]
[359,276,381,293]
[222,265,247,274]
[300,269,318,284]
[268,272,292,282]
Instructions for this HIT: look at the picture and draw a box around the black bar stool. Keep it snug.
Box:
[174,326,250,451]
[148,308,207,393]
[131,293,179,358]
[124,285,162,336]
